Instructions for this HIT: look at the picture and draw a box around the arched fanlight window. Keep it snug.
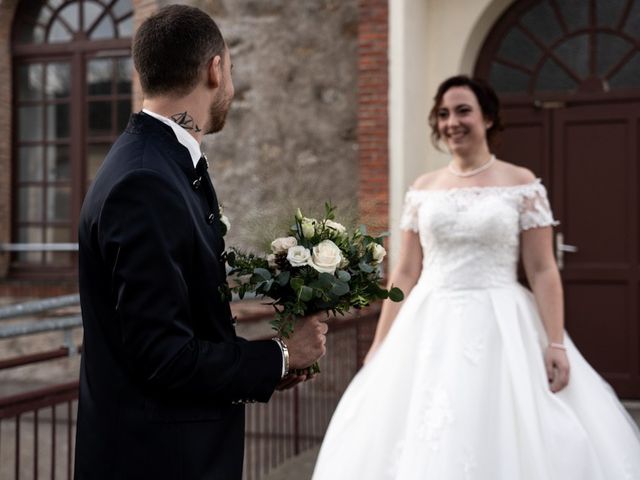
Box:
[13,0,133,44]
[12,0,133,273]
[476,0,640,94]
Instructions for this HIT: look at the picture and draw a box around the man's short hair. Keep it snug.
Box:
[133,5,225,97]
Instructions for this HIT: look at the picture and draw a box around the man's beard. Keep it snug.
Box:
[206,93,232,134]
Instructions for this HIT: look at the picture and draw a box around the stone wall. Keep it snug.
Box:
[170,0,360,251]
[0,0,360,294]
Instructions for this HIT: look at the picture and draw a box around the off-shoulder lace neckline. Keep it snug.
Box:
[407,178,542,195]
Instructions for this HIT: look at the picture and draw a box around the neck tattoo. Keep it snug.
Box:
[171,111,201,133]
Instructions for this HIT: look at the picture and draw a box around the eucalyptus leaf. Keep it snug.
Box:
[317,272,336,289]
[331,281,350,297]
[389,287,404,302]
[299,285,314,302]
[254,267,272,280]
[290,277,304,291]
[359,261,374,273]
[276,271,290,286]
[336,270,351,282]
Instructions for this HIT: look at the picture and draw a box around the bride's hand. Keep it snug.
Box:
[544,346,570,393]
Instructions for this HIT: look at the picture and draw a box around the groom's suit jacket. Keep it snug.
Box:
[75,113,282,479]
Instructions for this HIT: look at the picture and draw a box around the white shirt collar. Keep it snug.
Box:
[142,108,202,168]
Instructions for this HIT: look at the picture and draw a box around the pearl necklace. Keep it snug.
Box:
[448,154,496,178]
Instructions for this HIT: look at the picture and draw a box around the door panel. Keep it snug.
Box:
[561,118,630,265]
[564,282,630,375]
[496,107,549,179]
[553,102,639,397]
[499,101,640,398]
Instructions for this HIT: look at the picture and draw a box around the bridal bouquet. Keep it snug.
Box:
[223,203,403,373]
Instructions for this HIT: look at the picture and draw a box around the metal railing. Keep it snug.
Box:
[0,244,79,252]
[243,312,377,480]
[0,294,378,480]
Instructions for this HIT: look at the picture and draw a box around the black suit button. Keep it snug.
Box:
[207,213,215,224]
[192,178,201,190]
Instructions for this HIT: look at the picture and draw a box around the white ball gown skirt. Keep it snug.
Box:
[311,282,640,479]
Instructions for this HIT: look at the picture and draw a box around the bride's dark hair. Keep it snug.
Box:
[428,75,504,149]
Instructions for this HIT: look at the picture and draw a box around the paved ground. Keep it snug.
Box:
[263,446,320,480]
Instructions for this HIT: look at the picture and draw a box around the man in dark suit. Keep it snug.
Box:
[74,5,327,479]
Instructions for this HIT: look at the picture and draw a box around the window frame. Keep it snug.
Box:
[10,0,132,279]
[475,0,640,99]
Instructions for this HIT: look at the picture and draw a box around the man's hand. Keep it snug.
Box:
[275,372,315,391]
[284,315,328,370]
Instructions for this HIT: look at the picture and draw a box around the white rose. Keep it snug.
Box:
[267,254,278,269]
[325,220,346,236]
[370,243,386,264]
[301,218,317,239]
[287,246,311,267]
[308,240,343,274]
[271,236,297,254]
[324,220,347,238]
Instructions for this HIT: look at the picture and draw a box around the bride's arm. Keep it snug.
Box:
[364,230,423,364]
[521,226,570,393]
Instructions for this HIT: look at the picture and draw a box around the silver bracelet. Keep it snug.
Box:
[272,337,290,377]
[548,342,566,351]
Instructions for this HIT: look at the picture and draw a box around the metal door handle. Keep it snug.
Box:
[555,233,578,270]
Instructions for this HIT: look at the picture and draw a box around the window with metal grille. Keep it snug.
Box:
[12,0,133,275]
[475,0,640,95]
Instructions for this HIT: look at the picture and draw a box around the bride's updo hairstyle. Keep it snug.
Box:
[428,75,504,150]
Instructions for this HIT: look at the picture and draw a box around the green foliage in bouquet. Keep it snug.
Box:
[223,203,404,345]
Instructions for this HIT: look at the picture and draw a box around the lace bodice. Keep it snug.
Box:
[400,179,558,290]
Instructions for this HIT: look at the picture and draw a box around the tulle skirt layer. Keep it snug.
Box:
[312,282,640,480]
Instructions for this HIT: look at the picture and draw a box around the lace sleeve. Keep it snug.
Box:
[399,190,421,232]
[519,180,560,231]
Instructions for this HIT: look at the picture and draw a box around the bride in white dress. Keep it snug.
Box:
[312,76,640,479]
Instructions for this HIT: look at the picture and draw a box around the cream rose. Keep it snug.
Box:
[271,236,297,254]
[308,240,343,274]
[301,218,317,239]
[287,246,311,267]
[267,254,278,269]
[370,243,386,264]
[325,220,346,236]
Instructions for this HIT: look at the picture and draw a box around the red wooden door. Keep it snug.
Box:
[497,101,640,398]
[552,102,640,397]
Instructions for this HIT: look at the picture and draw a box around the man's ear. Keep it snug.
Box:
[208,55,222,89]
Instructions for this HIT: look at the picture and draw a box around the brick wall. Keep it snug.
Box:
[357,0,389,235]
[0,0,19,279]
